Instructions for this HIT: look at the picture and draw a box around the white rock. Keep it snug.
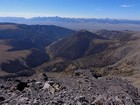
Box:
[43,82,50,90]
[76,101,82,105]
[18,97,29,103]
[35,81,42,84]
[49,86,55,95]
[53,84,60,91]
[115,96,123,103]
[92,94,105,104]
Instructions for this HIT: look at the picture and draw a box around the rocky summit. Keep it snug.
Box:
[0,70,140,105]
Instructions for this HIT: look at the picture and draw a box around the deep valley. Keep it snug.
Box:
[0,23,140,104]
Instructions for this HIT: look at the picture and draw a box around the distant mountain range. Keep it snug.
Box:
[0,17,140,31]
[0,16,140,24]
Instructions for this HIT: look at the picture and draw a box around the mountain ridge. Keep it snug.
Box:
[1,16,140,24]
[1,17,140,31]
[47,30,109,60]
[0,23,75,74]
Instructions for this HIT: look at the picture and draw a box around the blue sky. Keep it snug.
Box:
[0,0,139,19]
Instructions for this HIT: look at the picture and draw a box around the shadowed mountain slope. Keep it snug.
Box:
[0,23,75,51]
[47,30,110,60]
[0,23,75,74]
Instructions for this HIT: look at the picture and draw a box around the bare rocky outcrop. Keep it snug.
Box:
[0,71,140,105]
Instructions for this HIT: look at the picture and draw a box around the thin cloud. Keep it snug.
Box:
[121,4,135,8]
[95,9,102,12]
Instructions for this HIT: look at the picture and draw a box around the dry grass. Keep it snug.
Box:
[0,25,19,30]
[0,42,31,64]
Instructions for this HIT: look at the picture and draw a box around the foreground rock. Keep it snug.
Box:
[0,71,140,105]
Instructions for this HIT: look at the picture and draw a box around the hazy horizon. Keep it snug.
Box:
[0,0,140,20]
[0,16,140,20]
